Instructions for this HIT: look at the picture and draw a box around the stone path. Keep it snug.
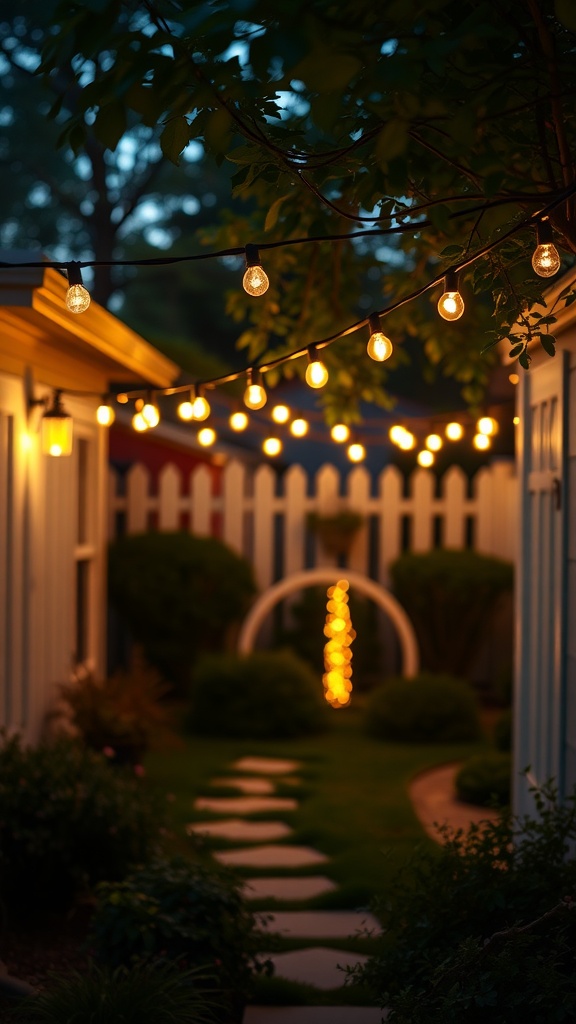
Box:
[409,762,500,841]
[190,754,384,1024]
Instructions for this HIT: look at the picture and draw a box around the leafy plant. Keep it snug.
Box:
[364,673,480,743]
[455,751,511,807]
[0,732,163,913]
[390,550,513,678]
[90,858,269,1022]
[355,781,576,1023]
[108,532,256,693]
[307,511,364,555]
[17,963,221,1024]
[187,650,328,738]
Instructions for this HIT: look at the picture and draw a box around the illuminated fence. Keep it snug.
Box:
[108,460,517,588]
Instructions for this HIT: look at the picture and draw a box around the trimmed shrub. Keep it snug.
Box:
[18,963,221,1024]
[188,650,328,738]
[0,732,162,913]
[90,858,269,1022]
[390,549,513,677]
[455,751,511,807]
[364,672,480,743]
[108,532,256,691]
[494,707,513,751]
[355,781,576,1023]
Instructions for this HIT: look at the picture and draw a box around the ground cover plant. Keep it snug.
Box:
[365,672,480,743]
[455,751,511,808]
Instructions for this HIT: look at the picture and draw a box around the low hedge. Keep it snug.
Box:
[364,672,480,743]
[455,751,511,807]
[187,650,328,738]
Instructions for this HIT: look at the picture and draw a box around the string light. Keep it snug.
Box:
[366,313,393,362]
[177,389,195,421]
[425,433,442,451]
[532,219,561,278]
[244,368,267,410]
[473,432,491,450]
[397,429,416,451]
[197,426,217,446]
[117,392,129,404]
[65,261,91,313]
[417,449,434,467]
[242,244,269,296]
[229,410,249,431]
[437,269,464,321]
[96,396,115,426]
[323,580,354,709]
[477,416,497,435]
[271,404,290,424]
[347,442,366,462]
[445,421,464,441]
[331,423,350,443]
[263,436,282,456]
[389,425,405,445]
[41,390,73,456]
[290,417,309,437]
[141,393,160,428]
[132,411,148,431]
[191,387,211,421]
[508,373,519,385]
[305,345,329,389]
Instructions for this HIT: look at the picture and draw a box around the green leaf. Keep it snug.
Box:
[264,195,290,232]
[375,119,409,167]
[508,342,525,359]
[292,51,362,94]
[95,101,127,152]
[204,108,232,156]
[540,334,556,356]
[519,348,531,370]
[160,116,191,165]
[439,244,465,259]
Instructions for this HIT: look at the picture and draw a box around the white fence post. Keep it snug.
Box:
[253,464,276,590]
[158,464,181,531]
[346,465,371,575]
[222,460,246,555]
[126,464,151,534]
[283,464,308,576]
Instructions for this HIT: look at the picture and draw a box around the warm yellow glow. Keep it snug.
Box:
[96,402,115,427]
[367,331,393,362]
[323,579,354,709]
[177,399,194,421]
[192,395,211,421]
[305,359,329,389]
[445,421,464,441]
[20,432,33,452]
[244,383,267,410]
[389,424,406,445]
[271,404,290,424]
[243,264,270,296]
[437,290,464,321]
[347,442,366,462]
[65,283,91,314]
[117,393,129,404]
[532,243,561,278]
[132,412,148,432]
[477,416,497,436]
[290,417,309,437]
[42,415,73,457]
[331,423,350,443]
[263,436,282,456]
[509,373,520,385]
[425,433,442,451]
[142,401,160,428]
[473,432,491,450]
[230,411,249,431]
[513,415,520,425]
[417,449,434,467]
[397,430,416,451]
[198,427,217,446]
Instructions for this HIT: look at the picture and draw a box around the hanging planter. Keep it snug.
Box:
[307,510,364,556]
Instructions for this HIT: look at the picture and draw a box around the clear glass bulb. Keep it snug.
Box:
[263,436,282,456]
[347,442,366,462]
[132,412,148,432]
[331,424,350,443]
[192,395,211,421]
[142,402,160,427]
[389,425,406,445]
[532,243,561,278]
[473,432,491,450]
[271,404,290,424]
[477,416,497,435]
[66,284,91,313]
[398,430,416,451]
[197,427,216,446]
[290,417,309,437]
[230,411,249,431]
[425,433,442,451]
[445,421,463,441]
[96,402,115,426]
[367,331,393,362]
[437,290,464,321]
[243,265,269,296]
[305,359,329,388]
[177,399,194,421]
[417,449,434,467]
[244,383,267,410]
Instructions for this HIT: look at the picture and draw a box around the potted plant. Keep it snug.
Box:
[307,510,364,556]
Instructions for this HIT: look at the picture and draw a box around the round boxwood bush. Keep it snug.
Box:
[455,751,511,807]
[364,672,480,743]
[188,650,328,738]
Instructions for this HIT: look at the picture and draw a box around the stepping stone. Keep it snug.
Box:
[409,763,500,843]
[241,876,337,901]
[231,757,302,775]
[262,946,370,990]
[263,910,382,939]
[211,776,275,795]
[244,1008,385,1023]
[186,819,293,843]
[214,844,328,869]
[194,796,298,815]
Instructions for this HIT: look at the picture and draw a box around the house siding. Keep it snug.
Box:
[564,350,576,792]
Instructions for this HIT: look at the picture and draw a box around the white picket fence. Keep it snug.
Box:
[108,460,518,590]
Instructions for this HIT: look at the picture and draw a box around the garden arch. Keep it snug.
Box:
[237,567,420,677]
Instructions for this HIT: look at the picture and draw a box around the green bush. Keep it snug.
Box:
[0,732,163,913]
[355,781,576,1023]
[188,650,328,738]
[17,963,221,1024]
[390,550,513,677]
[455,752,511,807]
[364,672,480,743]
[108,532,256,691]
[90,858,269,1022]
[494,707,513,751]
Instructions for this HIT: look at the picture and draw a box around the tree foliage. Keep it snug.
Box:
[15,2,576,414]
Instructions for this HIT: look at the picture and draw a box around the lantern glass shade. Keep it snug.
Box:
[42,411,73,456]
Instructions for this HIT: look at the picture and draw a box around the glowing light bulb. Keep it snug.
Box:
[142,396,160,428]
[397,430,416,451]
[271,404,290,424]
[96,400,115,426]
[437,270,464,321]
[509,373,519,385]
[425,433,442,451]
[473,432,491,450]
[132,412,148,432]
[347,442,366,462]
[177,397,194,421]
[367,314,393,361]
[389,425,406,445]
[290,417,309,437]
[331,424,350,443]
[305,347,329,389]
[41,392,73,456]
[230,411,249,431]
[477,416,497,435]
[445,421,463,441]
[244,370,267,410]
[513,416,520,425]
[191,394,211,421]
[117,393,129,404]
[65,262,90,313]
[417,449,434,467]
[532,221,561,278]
[263,436,282,456]
[197,427,216,446]
[243,244,269,296]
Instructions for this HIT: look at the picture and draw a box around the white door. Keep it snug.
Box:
[514,352,567,815]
